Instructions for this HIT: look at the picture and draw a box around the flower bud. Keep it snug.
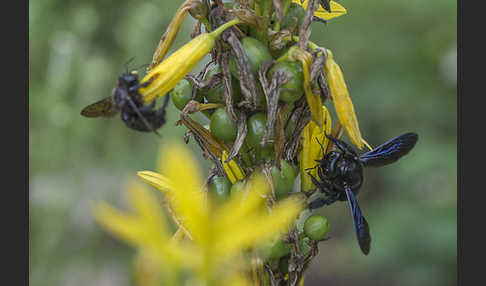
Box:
[324,49,364,149]
[139,19,241,103]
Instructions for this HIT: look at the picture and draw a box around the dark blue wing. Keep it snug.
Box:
[359,132,418,167]
[344,186,371,255]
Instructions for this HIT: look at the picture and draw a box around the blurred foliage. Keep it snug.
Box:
[29,0,456,286]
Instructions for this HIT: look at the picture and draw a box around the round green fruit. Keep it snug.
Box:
[229,37,272,78]
[210,107,238,141]
[254,144,274,164]
[271,160,296,199]
[200,65,242,104]
[304,214,331,241]
[171,79,203,110]
[208,176,232,204]
[246,113,268,148]
[267,236,291,259]
[281,3,305,30]
[268,61,304,103]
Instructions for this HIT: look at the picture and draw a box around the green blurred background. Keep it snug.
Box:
[29,0,456,285]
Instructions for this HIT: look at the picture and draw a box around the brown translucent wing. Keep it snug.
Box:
[80,97,119,118]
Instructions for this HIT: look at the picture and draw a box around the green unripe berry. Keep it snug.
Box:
[270,160,297,199]
[281,3,305,30]
[304,214,331,241]
[208,176,232,204]
[246,113,268,148]
[267,236,291,259]
[268,61,304,103]
[200,65,242,104]
[171,79,203,110]
[254,144,274,164]
[229,37,273,78]
[210,107,238,141]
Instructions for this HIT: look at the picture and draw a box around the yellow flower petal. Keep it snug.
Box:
[126,180,170,237]
[137,171,173,192]
[292,0,347,21]
[214,195,304,258]
[95,201,156,247]
[288,46,324,129]
[221,151,246,184]
[324,50,364,149]
[300,105,332,193]
[162,142,209,243]
[148,0,197,71]
[94,187,187,265]
[213,174,269,233]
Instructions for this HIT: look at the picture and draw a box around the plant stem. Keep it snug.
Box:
[211,19,243,38]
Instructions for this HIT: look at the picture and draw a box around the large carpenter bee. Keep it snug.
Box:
[307,132,418,255]
[80,69,169,134]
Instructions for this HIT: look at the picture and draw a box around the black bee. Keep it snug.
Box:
[80,70,169,134]
[307,132,419,255]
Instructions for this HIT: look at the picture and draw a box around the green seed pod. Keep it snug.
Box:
[210,107,238,141]
[271,160,296,199]
[268,61,304,103]
[170,79,203,110]
[267,235,292,259]
[246,113,268,148]
[208,175,232,204]
[254,144,274,164]
[304,214,331,241]
[281,3,305,30]
[200,65,242,104]
[229,37,273,77]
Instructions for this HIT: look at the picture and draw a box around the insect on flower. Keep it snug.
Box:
[80,65,169,135]
[307,132,418,254]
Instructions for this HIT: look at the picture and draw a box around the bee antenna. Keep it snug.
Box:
[123,56,136,73]
[315,137,326,153]
[135,63,150,72]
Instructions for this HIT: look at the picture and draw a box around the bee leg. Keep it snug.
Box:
[128,77,155,94]
[308,195,337,209]
[308,198,327,209]
[315,137,326,153]
[304,164,319,172]
[307,172,333,196]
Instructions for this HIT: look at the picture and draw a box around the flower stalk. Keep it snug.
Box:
[87,0,395,285]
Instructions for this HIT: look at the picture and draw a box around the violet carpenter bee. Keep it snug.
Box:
[307,132,419,255]
[80,68,169,135]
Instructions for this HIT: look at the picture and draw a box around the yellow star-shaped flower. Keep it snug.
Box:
[95,142,304,285]
[292,0,347,21]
